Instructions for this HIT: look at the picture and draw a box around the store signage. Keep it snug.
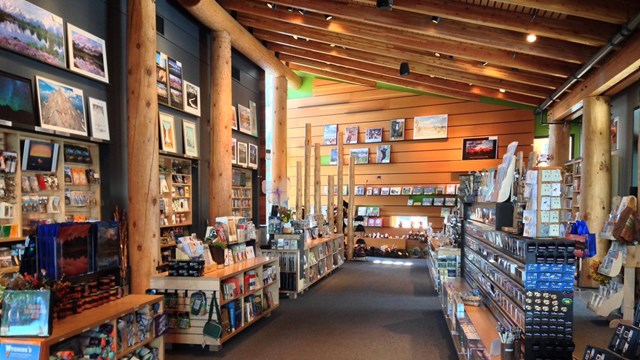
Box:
[1,342,41,360]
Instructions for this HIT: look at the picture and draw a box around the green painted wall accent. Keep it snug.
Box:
[288,73,315,99]
[375,82,449,98]
[479,96,535,110]
[534,111,582,158]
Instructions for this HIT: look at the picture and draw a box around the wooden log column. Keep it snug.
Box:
[347,155,356,260]
[272,75,288,191]
[580,95,611,286]
[210,31,233,221]
[296,161,302,219]
[327,175,335,233]
[336,132,344,234]
[127,0,158,294]
[548,123,571,167]
[304,124,311,219]
[314,143,321,216]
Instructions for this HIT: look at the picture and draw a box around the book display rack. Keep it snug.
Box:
[232,168,252,218]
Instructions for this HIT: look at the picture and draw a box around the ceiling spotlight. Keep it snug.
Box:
[499,88,506,93]
[481,61,488,66]
[287,7,294,12]
[434,52,441,57]
[376,0,393,10]
[399,62,410,77]
[305,38,309,41]
[330,44,336,47]
[266,3,276,9]
[469,83,473,86]
[298,9,306,15]
[431,16,440,24]
[325,14,333,20]
[526,34,537,43]
[292,35,298,40]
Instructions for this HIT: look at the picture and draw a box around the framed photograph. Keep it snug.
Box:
[156,52,169,105]
[413,114,448,140]
[248,143,258,169]
[390,187,401,195]
[355,185,365,196]
[67,24,108,83]
[401,187,412,195]
[168,57,183,109]
[380,187,390,196]
[329,148,338,165]
[237,142,248,167]
[365,127,383,143]
[231,138,237,164]
[0,70,36,128]
[424,186,435,195]
[183,81,201,116]
[372,187,380,196]
[0,0,65,67]
[445,197,457,207]
[36,76,87,136]
[237,104,252,135]
[182,120,198,157]
[231,105,238,130]
[345,125,358,144]
[611,116,618,151]
[96,221,120,271]
[88,97,110,141]
[433,198,445,206]
[0,290,52,337]
[365,187,372,196]
[462,137,498,160]
[422,197,433,206]
[445,184,457,195]
[435,186,445,195]
[350,148,369,164]
[249,100,258,136]
[158,112,177,153]
[324,124,337,145]
[412,187,423,195]
[390,119,405,141]
[376,144,390,163]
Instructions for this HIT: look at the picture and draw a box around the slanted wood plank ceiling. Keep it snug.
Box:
[220,0,640,108]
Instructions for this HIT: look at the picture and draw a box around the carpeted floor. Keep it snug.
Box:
[166,257,457,360]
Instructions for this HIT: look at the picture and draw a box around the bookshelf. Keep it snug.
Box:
[563,158,582,221]
[159,156,192,228]
[232,168,252,218]
[149,256,279,350]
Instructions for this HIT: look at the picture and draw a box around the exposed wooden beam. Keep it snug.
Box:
[178,0,301,88]
[235,10,575,77]
[291,65,377,88]
[237,0,593,63]
[355,0,615,46]
[269,42,549,98]
[548,32,640,121]
[258,29,562,90]
[496,0,640,24]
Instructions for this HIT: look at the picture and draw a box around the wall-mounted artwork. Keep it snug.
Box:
[324,124,337,145]
[249,100,258,136]
[0,70,35,127]
[413,114,448,140]
[36,76,87,136]
[390,119,405,141]
[231,105,238,130]
[365,127,383,143]
[462,137,498,160]
[156,52,169,105]
[67,24,108,83]
[182,120,198,157]
[237,142,248,167]
[158,112,176,153]
[168,57,183,109]
[350,148,369,164]
[390,187,401,195]
[248,143,258,169]
[183,81,200,117]
[0,0,65,67]
[345,125,358,144]
[329,148,338,165]
[95,221,120,271]
[238,104,252,135]
[231,138,237,164]
[88,97,110,141]
[376,144,390,163]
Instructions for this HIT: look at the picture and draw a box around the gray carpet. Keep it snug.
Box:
[166,257,457,360]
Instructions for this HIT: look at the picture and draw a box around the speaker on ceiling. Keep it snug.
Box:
[399,62,410,76]
[376,0,393,10]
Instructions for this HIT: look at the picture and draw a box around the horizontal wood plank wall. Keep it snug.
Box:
[287,79,534,232]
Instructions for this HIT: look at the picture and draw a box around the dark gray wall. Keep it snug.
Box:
[611,80,640,194]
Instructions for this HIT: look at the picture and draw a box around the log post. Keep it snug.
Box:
[579,95,611,287]
[314,143,322,216]
[296,161,302,220]
[347,155,356,260]
[127,0,158,293]
[272,75,288,191]
[336,132,344,233]
[210,31,233,221]
[548,123,571,167]
[304,123,311,219]
[327,175,335,233]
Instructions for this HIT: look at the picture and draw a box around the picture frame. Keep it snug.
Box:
[372,187,380,196]
[329,148,338,165]
[365,127,383,143]
[231,138,237,164]
[401,187,412,195]
[376,144,391,163]
[237,142,248,167]
[390,187,401,195]
[390,119,405,141]
[156,52,169,105]
[424,186,435,195]
[231,105,238,130]
[249,100,258,136]
[355,185,365,196]
[0,0,65,67]
[0,70,36,128]
[350,148,369,164]
[445,197,457,207]
[67,24,109,83]
[182,120,198,157]
[36,76,87,136]
[422,197,433,206]
[88,97,110,141]
[433,197,445,206]
[248,143,258,169]
[345,125,358,144]
[237,104,252,135]
[323,124,337,145]
[412,187,423,195]
[462,137,498,160]
[413,114,448,140]
[183,81,201,117]
[0,290,52,337]
[158,112,177,153]
[168,57,183,110]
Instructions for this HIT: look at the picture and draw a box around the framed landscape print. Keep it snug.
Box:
[88,97,110,141]
[345,125,358,144]
[183,81,201,116]
[182,120,198,157]
[231,138,237,164]
[0,70,36,128]
[238,104,252,135]
[231,105,238,130]
[237,142,248,167]
[158,112,177,153]
[413,114,448,140]
[324,124,337,145]
[376,145,390,163]
[350,148,369,164]
[156,52,169,105]
[36,76,87,136]
[168,57,183,109]
[462,137,498,160]
[67,24,109,83]
[329,148,338,165]
[249,100,258,136]
[0,0,65,67]
[248,143,258,169]
[365,128,383,143]
[390,119,405,141]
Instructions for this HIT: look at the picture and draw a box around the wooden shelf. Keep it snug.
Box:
[0,266,18,275]
[160,222,192,228]
[0,237,24,244]
[116,335,157,358]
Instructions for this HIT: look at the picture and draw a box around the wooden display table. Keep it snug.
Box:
[150,256,280,350]
[0,295,165,360]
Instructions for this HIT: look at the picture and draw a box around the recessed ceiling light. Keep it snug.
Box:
[330,44,336,47]
[499,88,506,93]
[526,34,537,43]
[325,14,333,20]
[266,3,275,9]
[434,52,440,57]
[287,7,294,12]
